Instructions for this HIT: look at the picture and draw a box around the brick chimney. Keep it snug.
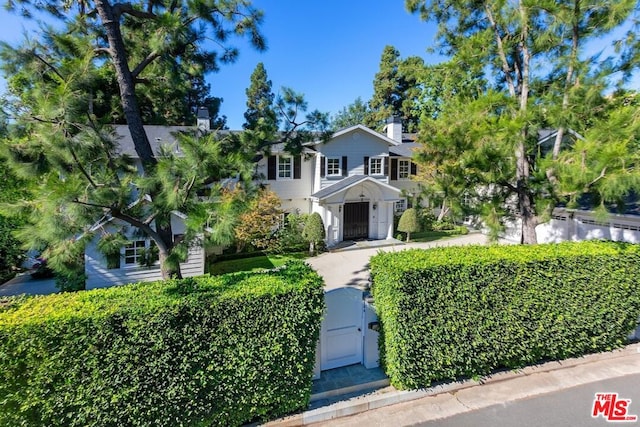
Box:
[384,116,402,142]
[196,107,210,131]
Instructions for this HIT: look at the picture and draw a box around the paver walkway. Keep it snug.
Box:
[306,232,498,291]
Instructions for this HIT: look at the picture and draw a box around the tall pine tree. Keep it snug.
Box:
[365,45,424,132]
[408,0,640,243]
[1,0,265,282]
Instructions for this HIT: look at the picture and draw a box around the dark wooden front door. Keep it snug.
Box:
[344,202,369,240]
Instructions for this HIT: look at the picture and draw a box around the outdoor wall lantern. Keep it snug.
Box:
[373,203,377,210]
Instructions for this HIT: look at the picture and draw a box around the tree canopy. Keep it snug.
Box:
[0,0,267,282]
[407,0,640,243]
[365,45,425,132]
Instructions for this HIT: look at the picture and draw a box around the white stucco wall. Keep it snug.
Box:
[502,210,640,244]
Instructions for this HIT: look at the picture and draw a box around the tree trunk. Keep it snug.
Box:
[94,0,156,167]
[516,139,538,244]
[437,200,449,221]
[309,241,315,256]
[95,0,182,279]
[158,245,182,280]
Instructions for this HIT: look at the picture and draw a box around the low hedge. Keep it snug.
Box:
[0,260,324,426]
[370,241,640,389]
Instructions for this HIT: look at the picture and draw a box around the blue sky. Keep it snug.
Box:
[208,1,442,129]
[0,1,637,129]
[0,1,442,129]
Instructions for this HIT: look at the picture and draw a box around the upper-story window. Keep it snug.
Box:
[398,160,410,179]
[326,158,341,176]
[278,156,292,179]
[268,155,301,180]
[369,157,383,175]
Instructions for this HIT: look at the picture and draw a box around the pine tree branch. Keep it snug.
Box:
[111,2,156,20]
[94,47,113,56]
[31,51,64,81]
[72,199,113,210]
[69,145,99,189]
[111,208,169,254]
[131,51,160,79]
[484,4,516,97]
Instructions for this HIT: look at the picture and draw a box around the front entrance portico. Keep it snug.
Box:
[310,175,401,245]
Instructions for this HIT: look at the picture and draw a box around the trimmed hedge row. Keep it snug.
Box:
[0,260,324,426]
[370,242,640,389]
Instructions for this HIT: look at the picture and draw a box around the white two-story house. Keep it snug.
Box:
[255,117,420,246]
[84,117,420,288]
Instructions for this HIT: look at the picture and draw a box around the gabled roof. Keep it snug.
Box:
[306,124,400,147]
[389,142,420,158]
[311,175,401,201]
[537,128,585,146]
[114,125,192,157]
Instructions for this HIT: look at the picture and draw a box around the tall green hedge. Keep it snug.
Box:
[370,242,640,389]
[0,260,324,426]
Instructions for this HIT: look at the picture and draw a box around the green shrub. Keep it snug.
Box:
[0,260,324,426]
[432,218,456,231]
[419,211,436,231]
[397,208,420,242]
[370,241,640,389]
[302,212,325,255]
[454,225,469,235]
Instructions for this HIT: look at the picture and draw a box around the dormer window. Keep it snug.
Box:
[369,157,383,175]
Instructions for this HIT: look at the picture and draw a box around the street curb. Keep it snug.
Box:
[264,342,640,426]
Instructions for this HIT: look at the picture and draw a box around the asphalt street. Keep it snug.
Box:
[419,373,640,427]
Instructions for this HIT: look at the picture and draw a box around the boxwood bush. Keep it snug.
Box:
[0,260,324,426]
[370,241,640,389]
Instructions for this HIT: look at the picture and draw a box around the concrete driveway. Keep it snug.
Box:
[0,272,58,297]
[306,232,496,291]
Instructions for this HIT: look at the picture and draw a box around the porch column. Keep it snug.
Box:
[386,202,394,239]
[326,206,334,246]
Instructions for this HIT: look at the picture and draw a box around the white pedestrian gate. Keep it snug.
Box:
[320,287,364,371]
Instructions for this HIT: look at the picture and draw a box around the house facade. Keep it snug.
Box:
[85,118,421,288]
[255,119,421,246]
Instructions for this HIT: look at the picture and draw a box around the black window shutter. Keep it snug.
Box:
[390,158,398,181]
[294,155,301,179]
[342,156,348,176]
[267,156,276,180]
[384,157,389,176]
[411,162,417,175]
[364,157,369,175]
[320,155,325,178]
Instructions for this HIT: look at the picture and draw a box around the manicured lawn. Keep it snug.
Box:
[402,229,469,243]
[208,252,308,275]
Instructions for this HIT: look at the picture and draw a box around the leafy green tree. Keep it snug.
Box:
[365,45,424,132]
[407,0,640,243]
[1,0,265,281]
[332,97,371,130]
[302,212,325,256]
[398,208,420,242]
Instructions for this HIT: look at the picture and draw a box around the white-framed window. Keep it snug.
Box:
[124,240,146,265]
[398,160,410,179]
[278,156,292,179]
[395,199,407,214]
[326,157,341,176]
[369,157,383,175]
